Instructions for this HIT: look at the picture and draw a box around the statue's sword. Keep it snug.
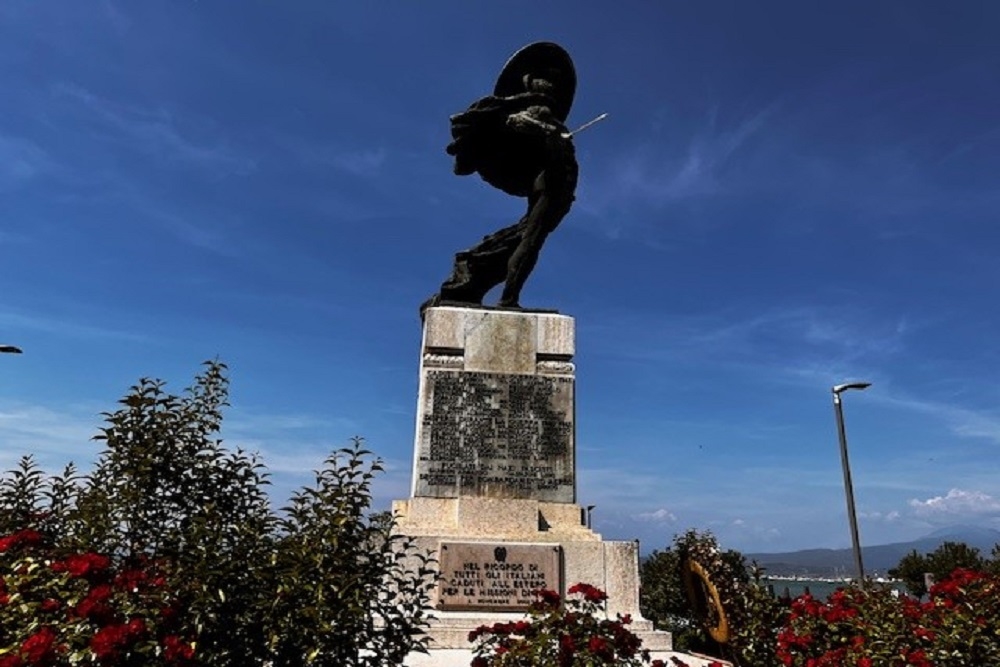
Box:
[562,112,609,138]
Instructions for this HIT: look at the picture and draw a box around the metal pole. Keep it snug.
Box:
[833,389,865,583]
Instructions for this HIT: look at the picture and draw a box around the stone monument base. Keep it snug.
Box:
[395,306,725,665]
[392,496,675,657]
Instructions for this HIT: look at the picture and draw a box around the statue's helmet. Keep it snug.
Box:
[493,42,576,122]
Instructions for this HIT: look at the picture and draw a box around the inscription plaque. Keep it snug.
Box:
[437,542,562,611]
[414,370,575,501]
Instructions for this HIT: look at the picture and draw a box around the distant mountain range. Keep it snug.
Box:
[746,526,1000,577]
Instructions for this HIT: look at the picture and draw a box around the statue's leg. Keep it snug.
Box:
[437,221,523,305]
[498,143,578,307]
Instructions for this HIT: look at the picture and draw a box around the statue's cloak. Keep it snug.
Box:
[445,42,576,198]
[446,92,559,198]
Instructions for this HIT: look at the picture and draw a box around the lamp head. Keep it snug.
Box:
[833,382,871,395]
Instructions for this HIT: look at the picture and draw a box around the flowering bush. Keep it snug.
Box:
[0,362,435,667]
[776,568,1000,667]
[0,530,195,666]
[469,583,655,667]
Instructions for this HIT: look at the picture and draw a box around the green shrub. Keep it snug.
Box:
[0,361,435,666]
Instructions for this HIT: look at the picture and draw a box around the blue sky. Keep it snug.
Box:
[3,1,1000,554]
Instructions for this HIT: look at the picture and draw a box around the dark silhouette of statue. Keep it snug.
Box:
[423,42,579,312]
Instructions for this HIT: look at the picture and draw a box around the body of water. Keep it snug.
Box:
[765,578,907,600]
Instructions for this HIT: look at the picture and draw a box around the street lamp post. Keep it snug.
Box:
[0,345,23,354]
[832,381,871,584]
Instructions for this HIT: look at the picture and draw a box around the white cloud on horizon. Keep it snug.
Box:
[909,489,1000,519]
[635,508,678,523]
[859,510,901,522]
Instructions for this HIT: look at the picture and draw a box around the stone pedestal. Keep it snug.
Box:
[396,307,693,664]
[411,306,576,502]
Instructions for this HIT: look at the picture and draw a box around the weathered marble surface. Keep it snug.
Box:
[412,307,576,502]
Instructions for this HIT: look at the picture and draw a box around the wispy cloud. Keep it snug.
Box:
[0,309,151,343]
[51,83,255,175]
[708,518,783,546]
[589,304,909,380]
[859,510,901,522]
[142,208,242,256]
[582,102,779,217]
[0,403,102,472]
[98,0,130,35]
[0,134,53,190]
[329,147,387,176]
[877,394,1000,446]
[0,399,412,515]
[271,134,389,177]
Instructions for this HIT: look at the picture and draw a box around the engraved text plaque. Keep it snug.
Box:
[437,542,562,611]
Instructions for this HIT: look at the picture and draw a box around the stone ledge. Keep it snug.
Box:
[418,614,671,651]
[422,307,575,369]
[393,497,599,541]
[405,649,728,667]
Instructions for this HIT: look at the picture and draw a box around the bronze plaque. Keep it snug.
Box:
[437,542,562,611]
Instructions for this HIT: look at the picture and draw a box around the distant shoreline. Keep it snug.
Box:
[765,575,900,583]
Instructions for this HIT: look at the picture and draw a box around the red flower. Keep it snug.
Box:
[567,582,608,603]
[52,553,110,579]
[91,624,129,660]
[114,568,148,592]
[0,655,23,667]
[75,584,114,623]
[39,598,61,613]
[587,636,611,659]
[21,626,58,664]
[126,617,146,638]
[471,659,488,667]
[0,530,43,553]
[160,604,180,627]
[162,635,195,663]
[533,588,562,608]
[858,658,873,667]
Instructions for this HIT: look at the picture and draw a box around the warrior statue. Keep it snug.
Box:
[423,42,581,312]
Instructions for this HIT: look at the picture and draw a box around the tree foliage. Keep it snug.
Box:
[0,361,435,666]
[639,529,785,666]
[889,541,989,597]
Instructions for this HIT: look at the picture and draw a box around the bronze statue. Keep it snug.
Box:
[423,42,581,312]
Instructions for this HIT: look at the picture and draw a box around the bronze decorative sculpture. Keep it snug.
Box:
[423,42,584,312]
